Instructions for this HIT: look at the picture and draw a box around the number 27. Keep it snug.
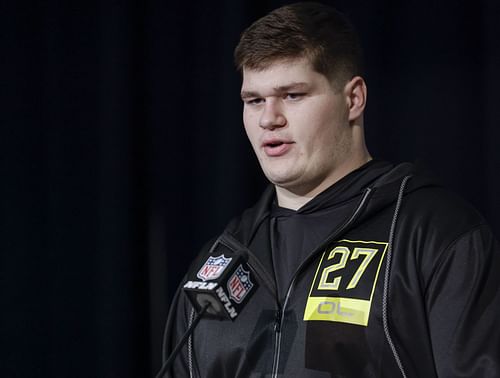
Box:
[317,246,378,291]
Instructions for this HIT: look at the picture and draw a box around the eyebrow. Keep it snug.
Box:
[240,82,311,99]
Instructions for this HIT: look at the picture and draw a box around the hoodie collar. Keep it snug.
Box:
[271,160,395,217]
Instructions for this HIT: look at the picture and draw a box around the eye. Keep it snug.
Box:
[285,93,305,101]
[244,98,264,106]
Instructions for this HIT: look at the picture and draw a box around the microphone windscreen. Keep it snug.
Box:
[183,239,258,320]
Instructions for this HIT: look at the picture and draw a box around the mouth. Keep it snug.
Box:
[266,141,285,148]
[262,139,294,157]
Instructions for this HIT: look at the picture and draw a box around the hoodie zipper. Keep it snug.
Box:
[271,187,373,378]
[271,307,282,374]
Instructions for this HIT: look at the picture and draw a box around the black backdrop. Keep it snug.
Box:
[1,0,499,377]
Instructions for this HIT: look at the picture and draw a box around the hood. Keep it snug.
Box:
[225,161,441,247]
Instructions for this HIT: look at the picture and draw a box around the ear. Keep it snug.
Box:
[344,76,367,122]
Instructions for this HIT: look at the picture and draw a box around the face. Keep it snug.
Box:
[241,58,360,197]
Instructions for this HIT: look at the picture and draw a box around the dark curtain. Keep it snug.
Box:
[1,0,499,376]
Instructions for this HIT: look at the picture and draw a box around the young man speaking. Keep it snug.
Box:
[162,3,500,377]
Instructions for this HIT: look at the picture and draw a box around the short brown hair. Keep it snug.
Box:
[234,2,363,87]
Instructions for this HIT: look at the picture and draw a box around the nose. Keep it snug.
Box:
[259,99,286,130]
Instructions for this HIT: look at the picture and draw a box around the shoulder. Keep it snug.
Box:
[396,184,498,281]
[401,184,485,237]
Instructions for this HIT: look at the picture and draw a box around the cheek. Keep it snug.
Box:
[243,110,260,135]
[303,115,345,155]
[243,119,259,149]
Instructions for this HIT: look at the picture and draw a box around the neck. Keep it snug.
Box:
[275,153,372,210]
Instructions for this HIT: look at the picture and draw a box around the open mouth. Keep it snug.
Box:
[266,141,284,148]
[262,140,293,156]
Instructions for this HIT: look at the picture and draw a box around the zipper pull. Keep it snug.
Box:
[274,310,282,333]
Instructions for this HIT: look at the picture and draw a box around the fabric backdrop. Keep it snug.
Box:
[1,0,499,376]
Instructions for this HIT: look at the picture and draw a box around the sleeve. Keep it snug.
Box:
[425,224,500,377]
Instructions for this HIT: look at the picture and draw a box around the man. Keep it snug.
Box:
[163,3,500,377]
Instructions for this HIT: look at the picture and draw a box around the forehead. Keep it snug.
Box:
[241,58,328,93]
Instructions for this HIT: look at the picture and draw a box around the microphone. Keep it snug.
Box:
[183,238,259,320]
[155,239,259,377]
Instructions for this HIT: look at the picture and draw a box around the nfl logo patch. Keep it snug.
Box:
[227,265,254,304]
[197,255,232,281]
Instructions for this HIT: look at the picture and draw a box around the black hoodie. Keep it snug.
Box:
[165,161,500,378]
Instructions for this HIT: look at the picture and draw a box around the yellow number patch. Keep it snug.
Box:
[304,240,388,326]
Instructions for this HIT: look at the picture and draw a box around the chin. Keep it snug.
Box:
[266,173,301,189]
[262,164,299,182]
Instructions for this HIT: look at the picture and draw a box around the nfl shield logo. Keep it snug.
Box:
[227,265,254,304]
[197,255,232,281]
